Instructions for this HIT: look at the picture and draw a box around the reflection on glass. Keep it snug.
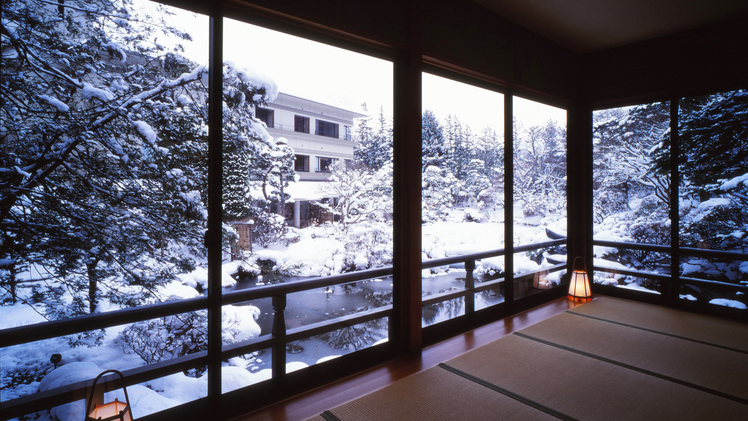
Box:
[286,317,389,367]
[422,297,465,327]
[592,102,671,293]
[421,73,504,323]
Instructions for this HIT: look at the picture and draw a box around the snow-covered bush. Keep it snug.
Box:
[422,166,458,223]
[120,304,260,366]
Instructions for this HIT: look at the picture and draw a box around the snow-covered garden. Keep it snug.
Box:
[2,1,746,420]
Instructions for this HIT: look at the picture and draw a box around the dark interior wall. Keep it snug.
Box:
[582,16,748,106]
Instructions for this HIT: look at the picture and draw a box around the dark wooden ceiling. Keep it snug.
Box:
[470,0,748,53]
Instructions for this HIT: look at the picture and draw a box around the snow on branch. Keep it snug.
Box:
[38,95,70,112]
[720,173,748,191]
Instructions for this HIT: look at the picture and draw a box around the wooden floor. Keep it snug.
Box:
[232,297,586,421]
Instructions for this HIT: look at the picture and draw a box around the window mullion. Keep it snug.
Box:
[668,98,680,306]
[207,8,224,406]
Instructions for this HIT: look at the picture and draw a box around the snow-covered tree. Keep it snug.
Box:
[665,91,747,254]
[474,127,503,185]
[594,102,671,217]
[0,0,211,319]
[315,162,393,271]
[319,162,392,227]
[220,62,297,249]
[443,115,471,182]
[0,1,286,324]
[422,165,459,223]
[354,106,392,171]
[513,119,567,217]
[422,109,445,170]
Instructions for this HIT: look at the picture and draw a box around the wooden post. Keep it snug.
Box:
[465,259,475,315]
[272,294,287,378]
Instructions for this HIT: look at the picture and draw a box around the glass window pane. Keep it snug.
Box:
[221,18,393,379]
[677,91,748,310]
[421,73,504,321]
[592,102,671,293]
[1,1,209,413]
[512,97,568,298]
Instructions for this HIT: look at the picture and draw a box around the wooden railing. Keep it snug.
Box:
[0,239,566,420]
[592,240,748,294]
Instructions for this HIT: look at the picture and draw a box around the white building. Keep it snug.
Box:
[256,92,366,227]
[256,92,365,181]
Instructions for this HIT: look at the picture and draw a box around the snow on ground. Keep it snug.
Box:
[1,207,564,419]
[709,298,748,309]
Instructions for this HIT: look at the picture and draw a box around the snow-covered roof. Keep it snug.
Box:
[285,181,332,201]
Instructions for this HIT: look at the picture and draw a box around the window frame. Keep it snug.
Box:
[295,115,310,133]
[295,154,310,172]
[315,119,339,138]
[256,107,274,128]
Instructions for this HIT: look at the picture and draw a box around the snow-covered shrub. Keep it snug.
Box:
[422,166,458,223]
[120,304,260,366]
[251,211,290,248]
[121,311,208,365]
[680,198,747,251]
[338,222,393,272]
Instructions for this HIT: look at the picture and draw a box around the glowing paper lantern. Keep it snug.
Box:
[86,370,133,421]
[568,257,592,298]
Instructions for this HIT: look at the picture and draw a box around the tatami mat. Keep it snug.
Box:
[308,297,748,421]
[517,311,748,402]
[567,296,748,352]
[446,334,747,420]
[313,366,559,421]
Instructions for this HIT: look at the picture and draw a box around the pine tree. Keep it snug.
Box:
[0,1,286,323]
[0,0,211,319]
[422,109,445,171]
[355,105,392,170]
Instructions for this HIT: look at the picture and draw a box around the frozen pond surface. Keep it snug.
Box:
[226,269,507,370]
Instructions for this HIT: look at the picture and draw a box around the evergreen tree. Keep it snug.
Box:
[443,115,471,181]
[0,1,288,322]
[422,110,445,170]
[355,105,392,170]
[657,91,748,204]
[1,0,210,319]
[474,127,504,185]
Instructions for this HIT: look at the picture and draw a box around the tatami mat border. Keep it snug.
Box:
[321,411,343,421]
[565,310,748,355]
[513,331,748,406]
[437,363,575,421]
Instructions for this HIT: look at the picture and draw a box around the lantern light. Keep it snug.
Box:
[86,370,133,421]
[568,256,592,299]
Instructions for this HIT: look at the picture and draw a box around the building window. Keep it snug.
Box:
[316,119,339,138]
[316,156,338,173]
[345,125,353,140]
[295,115,310,133]
[256,107,274,128]
[295,155,310,172]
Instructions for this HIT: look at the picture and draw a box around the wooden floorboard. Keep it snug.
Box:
[231,297,585,421]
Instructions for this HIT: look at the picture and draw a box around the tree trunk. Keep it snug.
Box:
[87,260,99,314]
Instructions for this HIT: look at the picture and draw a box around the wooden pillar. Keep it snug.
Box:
[391,0,422,355]
[207,6,224,409]
[566,103,593,287]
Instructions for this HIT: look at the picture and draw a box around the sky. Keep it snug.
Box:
[164,2,565,134]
